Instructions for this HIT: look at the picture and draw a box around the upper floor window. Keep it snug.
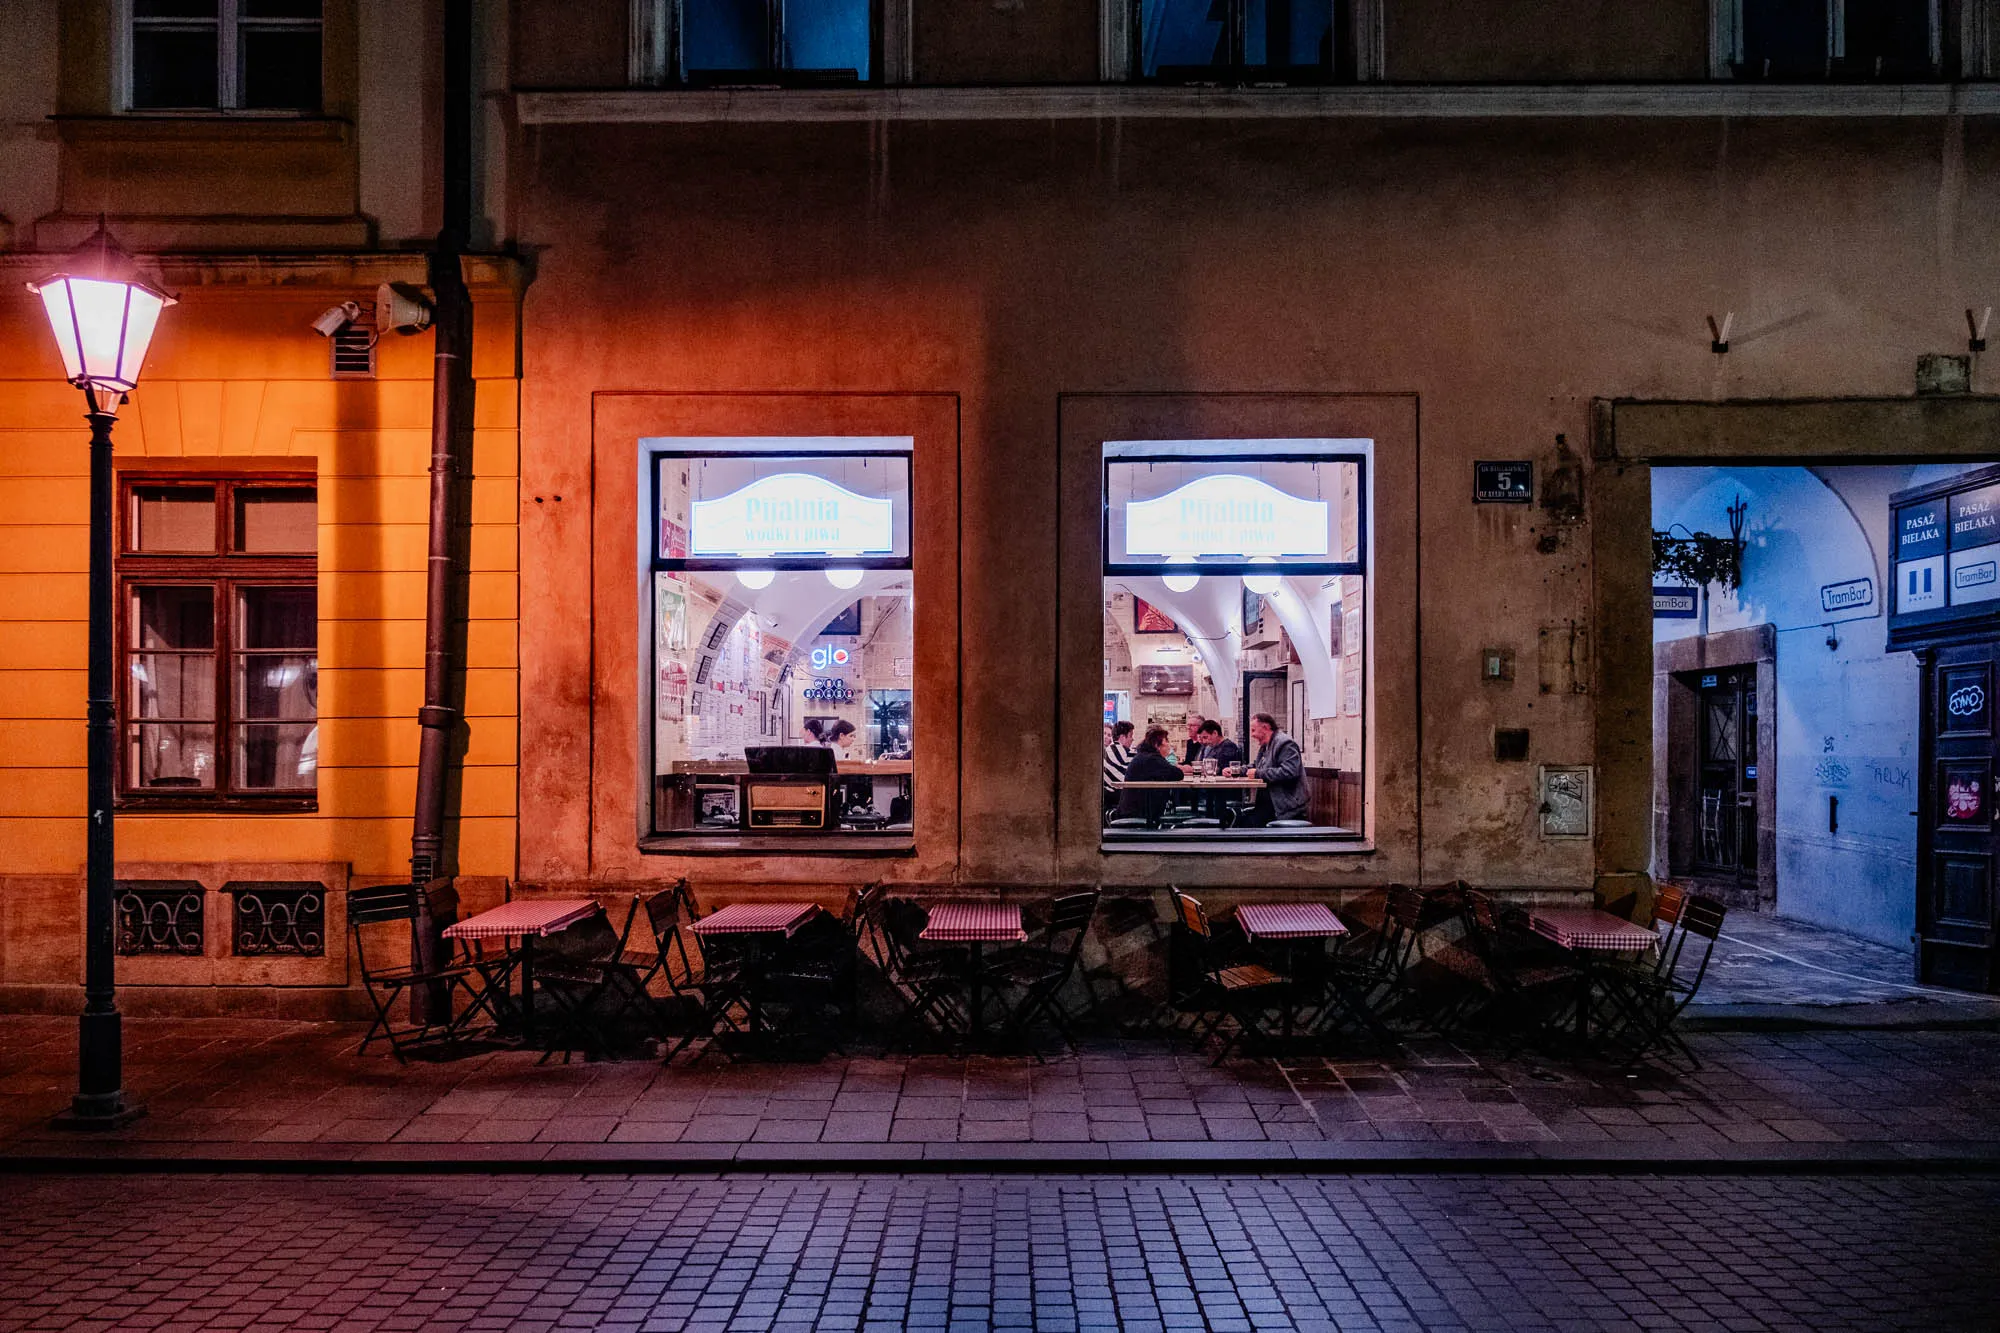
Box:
[119,474,318,807]
[129,0,323,112]
[631,0,873,87]
[1135,0,1346,84]
[1720,0,1938,79]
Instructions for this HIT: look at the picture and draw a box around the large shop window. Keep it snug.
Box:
[1101,443,1365,847]
[649,441,914,843]
[118,473,318,808]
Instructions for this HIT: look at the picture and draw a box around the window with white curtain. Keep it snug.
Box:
[120,475,318,805]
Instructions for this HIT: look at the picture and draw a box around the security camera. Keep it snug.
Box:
[311,301,363,337]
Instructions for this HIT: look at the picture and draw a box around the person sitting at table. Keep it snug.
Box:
[1113,726,1183,825]
[1232,712,1309,828]
[1180,715,1206,765]
[1102,719,1135,808]
[1183,718,1242,773]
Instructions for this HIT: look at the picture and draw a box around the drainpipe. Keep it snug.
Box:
[409,0,474,1003]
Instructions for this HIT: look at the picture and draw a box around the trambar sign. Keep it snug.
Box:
[1124,474,1331,558]
[690,473,894,557]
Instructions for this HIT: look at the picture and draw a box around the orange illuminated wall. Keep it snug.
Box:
[0,258,521,1004]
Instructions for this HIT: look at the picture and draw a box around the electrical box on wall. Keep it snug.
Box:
[1494,728,1530,762]
[1481,647,1514,681]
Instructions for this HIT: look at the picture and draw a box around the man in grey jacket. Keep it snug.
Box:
[1235,712,1310,827]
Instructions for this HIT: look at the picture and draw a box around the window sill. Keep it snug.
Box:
[1102,833,1372,856]
[518,82,2000,126]
[116,795,318,814]
[53,115,352,143]
[639,833,915,857]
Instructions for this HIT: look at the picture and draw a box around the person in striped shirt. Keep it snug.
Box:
[1102,719,1135,811]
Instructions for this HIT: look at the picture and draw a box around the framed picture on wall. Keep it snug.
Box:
[822,601,862,636]
[1133,597,1179,634]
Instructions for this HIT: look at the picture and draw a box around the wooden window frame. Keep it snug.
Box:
[122,0,326,115]
[116,470,318,812]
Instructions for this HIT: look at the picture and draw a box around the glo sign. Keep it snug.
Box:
[690,473,894,558]
[1124,474,1331,559]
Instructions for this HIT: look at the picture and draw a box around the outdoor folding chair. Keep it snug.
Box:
[1456,887,1581,1050]
[533,897,644,1062]
[348,884,492,1061]
[876,896,970,1045]
[1167,888,1287,1065]
[660,897,760,1065]
[990,889,1101,1055]
[761,884,878,1054]
[1604,893,1727,1069]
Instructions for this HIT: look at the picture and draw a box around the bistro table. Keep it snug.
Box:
[688,902,821,1042]
[1526,905,1660,1043]
[1112,776,1265,825]
[920,902,1027,1040]
[443,898,598,1041]
[1236,902,1349,1042]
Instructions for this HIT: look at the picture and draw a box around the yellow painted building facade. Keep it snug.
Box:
[0,259,521,1013]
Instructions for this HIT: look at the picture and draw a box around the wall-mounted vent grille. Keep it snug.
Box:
[330,325,375,379]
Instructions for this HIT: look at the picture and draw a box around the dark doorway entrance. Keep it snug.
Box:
[1241,669,1288,748]
[1695,668,1760,883]
[1915,641,2000,991]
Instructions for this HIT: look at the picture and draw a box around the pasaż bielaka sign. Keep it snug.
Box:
[1889,465,2000,650]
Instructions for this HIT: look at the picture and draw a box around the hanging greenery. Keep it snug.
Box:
[1652,530,1742,591]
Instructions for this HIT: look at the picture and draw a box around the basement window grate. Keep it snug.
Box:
[330,325,376,378]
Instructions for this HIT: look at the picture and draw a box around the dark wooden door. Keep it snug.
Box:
[1917,641,2000,992]
[1693,668,1759,885]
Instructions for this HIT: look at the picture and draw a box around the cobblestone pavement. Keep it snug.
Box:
[4,1018,1999,1164]
[1691,912,2000,1010]
[0,1171,1995,1331]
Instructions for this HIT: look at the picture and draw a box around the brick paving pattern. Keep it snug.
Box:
[0,1171,1995,1331]
[3,1018,1999,1163]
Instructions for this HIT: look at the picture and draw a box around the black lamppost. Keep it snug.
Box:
[29,227,174,1129]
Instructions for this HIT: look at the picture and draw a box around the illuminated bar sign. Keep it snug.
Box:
[1124,475,1330,558]
[690,473,894,557]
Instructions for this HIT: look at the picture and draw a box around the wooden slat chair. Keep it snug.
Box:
[1604,893,1727,1069]
[348,884,489,1061]
[1167,887,1288,1064]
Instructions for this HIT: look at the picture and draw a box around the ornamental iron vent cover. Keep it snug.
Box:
[115,880,205,956]
[330,325,375,379]
[225,881,326,956]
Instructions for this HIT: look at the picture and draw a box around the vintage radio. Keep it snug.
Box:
[745,777,829,829]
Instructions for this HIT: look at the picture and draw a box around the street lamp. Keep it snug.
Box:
[29,226,174,1129]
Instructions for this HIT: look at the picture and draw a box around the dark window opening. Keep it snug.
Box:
[129,0,322,111]
[677,0,872,86]
[1137,0,1340,85]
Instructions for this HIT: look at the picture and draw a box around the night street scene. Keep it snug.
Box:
[4,2,2000,1331]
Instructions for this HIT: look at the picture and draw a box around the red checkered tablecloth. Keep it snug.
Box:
[1236,902,1348,940]
[689,902,820,937]
[443,898,597,941]
[920,902,1026,943]
[1529,906,1659,953]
